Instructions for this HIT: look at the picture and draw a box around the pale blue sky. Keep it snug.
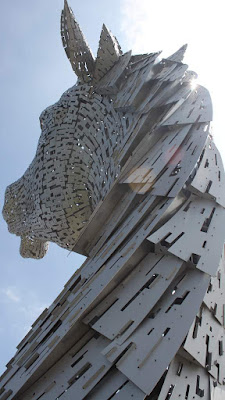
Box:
[0,0,224,374]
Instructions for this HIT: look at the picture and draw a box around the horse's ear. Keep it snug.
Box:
[93,24,123,83]
[61,0,95,83]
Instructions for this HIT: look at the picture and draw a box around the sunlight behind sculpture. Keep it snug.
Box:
[1,1,225,399]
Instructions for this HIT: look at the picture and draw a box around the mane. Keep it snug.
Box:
[62,0,214,185]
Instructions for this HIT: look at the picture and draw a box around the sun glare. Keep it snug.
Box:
[190,79,197,90]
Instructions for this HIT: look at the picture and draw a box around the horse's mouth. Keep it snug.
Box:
[19,235,49,259]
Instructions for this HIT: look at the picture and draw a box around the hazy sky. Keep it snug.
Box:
[0,0,224,374]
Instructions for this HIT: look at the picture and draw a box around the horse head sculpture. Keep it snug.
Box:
[2,0,202,259]
[3,3,225,400]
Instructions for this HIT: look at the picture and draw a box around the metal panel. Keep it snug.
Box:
[210,376,225,400]
[122,124,191,185]
[158,354,210,400]
[167,44,187,62]
[102,268,209,394]
[162,85,212,125]
[203,255,225,326]
[149,123,209,197]
[147,194,225,276]
[184,305,225,384]
[18,332,111,400]
[84,253,183,341]
[95,51,132,95]
[121,122,209,196]
[143,79,191,113]
[86,368,145,400]
[190,138,225,207]
[114,53,160,111]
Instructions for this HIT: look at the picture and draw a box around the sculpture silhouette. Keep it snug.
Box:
[1,1,225,399]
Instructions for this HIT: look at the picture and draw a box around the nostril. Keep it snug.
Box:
[20,236,49,259]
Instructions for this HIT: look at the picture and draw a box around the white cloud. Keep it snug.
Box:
[120,0,224,57]
[0,287,47,335]
[11,302,47,338]
[2,287,21,303]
